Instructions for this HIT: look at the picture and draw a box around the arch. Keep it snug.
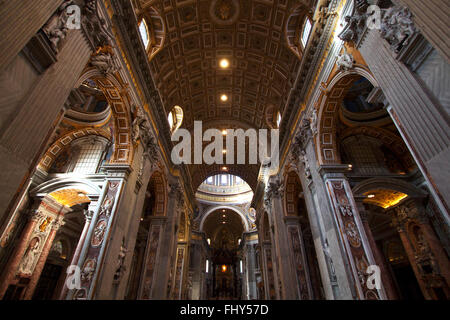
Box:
[30,177,103,199]
[284,170,303,216]
[285,2,314,59]
[315,66,379,165]
[38,128,111,172]
[192,166,258,193]
[168,105,184,133]
[146,170,167,217]
[262,211,271,242]
[339,126,416,171]
[139,6,165,60]
[200,205,250,233]
[76,67,134,165]
[352,177,428,199]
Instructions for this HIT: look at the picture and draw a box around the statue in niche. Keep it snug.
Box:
[19,237,41,275]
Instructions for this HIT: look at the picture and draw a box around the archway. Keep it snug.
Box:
[284,170,324,299]
[125,170,167,300]
[352,178,449,300]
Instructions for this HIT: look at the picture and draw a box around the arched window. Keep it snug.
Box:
[139,19,150,49]
[276,111,282,128]
[301,17,312,48]
[69,136,109,174]
[168,105,184,132]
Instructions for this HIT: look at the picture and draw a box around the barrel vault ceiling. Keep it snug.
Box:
[133,0,315,190]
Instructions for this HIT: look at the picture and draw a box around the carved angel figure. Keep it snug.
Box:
[336,47,355,71]
[113,239,128,283]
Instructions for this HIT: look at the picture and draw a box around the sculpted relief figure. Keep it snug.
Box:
[19,237,41,275]
[90,46,119,75]
[380,6,417,53]
[113,238,129,283]
[336,47,355,71]
[310,108,318,136]
[42,1,74,52]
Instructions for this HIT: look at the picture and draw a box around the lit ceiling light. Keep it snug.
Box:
[222,167,228,171]
[77,192,85,197]
[222,221,226,224]
[367,194,375,199]
[219,59,230,69]
[222,149,227,154]
[222,209,226,212]
[222,265,227,272]
[222,130,228,135]
[220,94,228,102]
[222,214,226,218]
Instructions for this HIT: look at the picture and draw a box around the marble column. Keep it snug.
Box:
[0,0,64,72]
[394,222,432,299]
[319,166,388,300]
[150,182,183,299]
[357,28,450,216]
[0,210,43,298]
[245,241,258,300]
[397,0,450,63]
[138,218,166,299]
[170,243,188,300]
[391,200,450,299]
[23,218,65,299]
[284,216,314,299]
[58,207,95,299]
[355,198,399,300]
[265,177,299,300]
[65,170,128,300]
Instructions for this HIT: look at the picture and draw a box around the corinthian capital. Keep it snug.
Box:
[265,178,284,200]
[29,210,45,222]
[169,182,184,208]
[52,218,66,231]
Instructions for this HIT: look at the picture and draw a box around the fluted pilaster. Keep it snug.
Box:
[0,0,64,72]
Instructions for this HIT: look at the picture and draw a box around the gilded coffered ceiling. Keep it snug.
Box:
[134,0,315,189]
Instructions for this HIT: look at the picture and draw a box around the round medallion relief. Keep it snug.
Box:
[91,219,107,247]
[210,0,240,25]
[345,221,361,248]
